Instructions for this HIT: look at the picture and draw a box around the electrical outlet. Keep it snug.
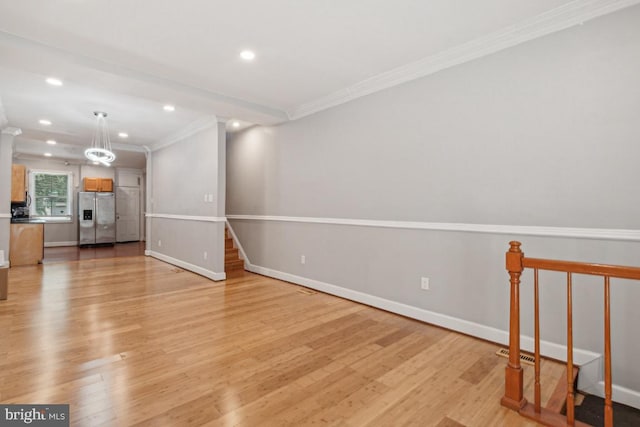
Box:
[203,193,208,202]
[208,194,214,202]
[301,255,306,264]
[158,240,162,247]
[203,251,207,260]
[421,277,430,290]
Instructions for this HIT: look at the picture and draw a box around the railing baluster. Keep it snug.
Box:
[502,242,640,427]
[534,268,541,413]
[604,276,613,427]
[566,272,575,425]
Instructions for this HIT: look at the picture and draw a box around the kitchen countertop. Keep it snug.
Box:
[10,218,46,224]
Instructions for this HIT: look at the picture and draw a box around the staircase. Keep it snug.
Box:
[225,227,244,273]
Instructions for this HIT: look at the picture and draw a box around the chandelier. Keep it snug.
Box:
[85,111,116,166]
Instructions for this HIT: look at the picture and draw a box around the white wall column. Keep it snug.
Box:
[0,127,21,262]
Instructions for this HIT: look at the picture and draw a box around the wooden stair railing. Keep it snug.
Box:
[501,241,640,427]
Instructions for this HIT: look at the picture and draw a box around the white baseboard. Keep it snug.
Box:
[44,241,78,247]
[147,250,226,281]
[245,263,600,366]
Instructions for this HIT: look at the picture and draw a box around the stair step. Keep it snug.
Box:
[225,259,244,271]
[225,249,239,260]
[225,238,234,249]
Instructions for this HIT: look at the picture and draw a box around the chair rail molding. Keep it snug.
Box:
[226,215,640,241]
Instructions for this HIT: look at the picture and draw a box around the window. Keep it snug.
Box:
[29,171,73,222]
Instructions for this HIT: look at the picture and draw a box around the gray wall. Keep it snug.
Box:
[227,6,640,394]
[148,120,225,276]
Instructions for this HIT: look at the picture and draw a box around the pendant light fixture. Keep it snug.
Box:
[85,111,116,166]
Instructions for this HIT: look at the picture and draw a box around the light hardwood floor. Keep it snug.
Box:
[0,256,561,426]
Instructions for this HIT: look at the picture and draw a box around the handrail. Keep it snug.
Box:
[501,241,640,427]
[523,257,640,280]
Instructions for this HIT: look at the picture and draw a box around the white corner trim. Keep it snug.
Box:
[151,116,218,151]
[0,213,11,219]
[144,250,152,256]
[593,382,640,410]
[44,241,78,248]
[147,250,226,281]
[578,357,640,409]
[1,126,22,136]
[245,262,600,366]
[287,0,640,120]
[146,213,226,222]
[0,96,7,129]
[226,215,640,242]
[225,221,250,265]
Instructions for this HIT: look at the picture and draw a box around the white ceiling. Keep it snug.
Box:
[0,0,637,169]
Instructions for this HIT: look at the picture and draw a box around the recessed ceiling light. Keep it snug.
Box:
[232,121,240,128]
[240,50,255,61]
[118,132,129,138]
[39,119,52,126]
[46,140,57,145]
[46,77,63,86]
[44,153,52,157]
[163,104,175,112]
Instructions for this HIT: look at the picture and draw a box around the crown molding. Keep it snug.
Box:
[151,116,218,151]
[287,0,640,120]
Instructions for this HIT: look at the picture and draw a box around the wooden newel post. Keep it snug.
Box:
[501,241,527,410]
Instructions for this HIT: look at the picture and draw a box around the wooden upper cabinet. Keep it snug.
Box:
[83,177,113,192]
[84,177,99,192]
[11,164,27,203]
[100,178,113,192]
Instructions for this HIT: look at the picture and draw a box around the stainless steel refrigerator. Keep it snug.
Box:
[79,192,116,245]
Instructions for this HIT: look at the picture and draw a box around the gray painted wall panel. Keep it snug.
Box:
[149,218,224,273]
[227,7,640,392]
[228,6,640,229]
[152,126,219,216]
[149,121,225,277]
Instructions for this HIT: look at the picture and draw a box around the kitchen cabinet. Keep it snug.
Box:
[9,222,44,266]
[100,178,113,192]
[83,177,99,192]
[11,164,27,203]
[83,177,113,192]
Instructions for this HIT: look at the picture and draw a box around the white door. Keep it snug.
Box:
[116,187,140,242]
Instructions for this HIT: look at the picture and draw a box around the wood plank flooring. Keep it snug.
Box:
[0,256,561,426]
[43,242,146,264]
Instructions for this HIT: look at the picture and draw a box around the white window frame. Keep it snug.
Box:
[28,170,74,223]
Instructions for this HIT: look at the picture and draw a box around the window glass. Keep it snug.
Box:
[29,171,73,221]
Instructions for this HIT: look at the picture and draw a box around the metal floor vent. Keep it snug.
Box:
[296,288,316,296]
[496,348,535,366]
